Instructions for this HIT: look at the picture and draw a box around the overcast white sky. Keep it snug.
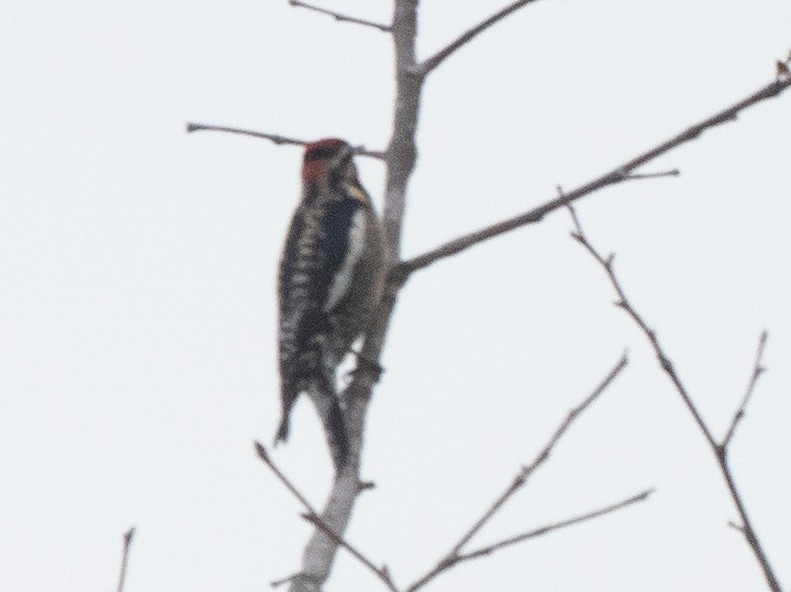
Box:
[2,1,791,591]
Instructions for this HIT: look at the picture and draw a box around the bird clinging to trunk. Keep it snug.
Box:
[275,138,386,469]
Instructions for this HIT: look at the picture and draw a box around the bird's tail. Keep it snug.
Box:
[308,374,350,471]
[325,396,349,470]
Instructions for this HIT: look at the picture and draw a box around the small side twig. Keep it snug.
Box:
[721,331,768,449]
[407,354,630,592]
[116,527,135,592]
[254,442,396,591]
[185,123,386,159]
[270,572,299,588]
[288,0,392,32]
[623,168,680,180]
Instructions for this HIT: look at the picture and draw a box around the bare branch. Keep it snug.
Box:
[458,488,654,562]
[419,0,543,76]
[301,514,398,592]
[721,331,769,448]
[116,527,135,592]
[624,168,680,180]
[383,0,420,259]
[186,123,308,147]
[407,354,630,592]
[271,573,299,588]
[728,520,747,534]
[185,123,386,159]
[408,489,653,592]
[255,442,318,513]
[288,0,392,32]
[567,206,783,592]
[567,204,719,449]
[399,76,791,275]
[456,353,628,555]
[256,442,398,590]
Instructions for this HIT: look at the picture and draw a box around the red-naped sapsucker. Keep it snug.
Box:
[274,138,386,469]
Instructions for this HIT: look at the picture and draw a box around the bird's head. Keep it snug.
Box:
[301,138,358,186]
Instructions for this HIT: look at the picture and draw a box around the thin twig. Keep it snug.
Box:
[254,442,318,513]
[625,168,680,180]
[407,354,629,591]
[301,514,398,591]
[288,0,392,32]
[271,572,299,588]
[255,442,396,591]
[721,331,768,448]
[116,527,135,592]
[566,206,783,592]
[419,0,542,76]
[565,203,718,450]
[398,76,791,275]
[185,124,308,147]
[456,353,628,555]
[408,489,653,592]
[185,123,386,159]
[459,488,653,561]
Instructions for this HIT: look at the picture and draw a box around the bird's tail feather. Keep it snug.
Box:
[307,375,350,471]
[325,397,349,470]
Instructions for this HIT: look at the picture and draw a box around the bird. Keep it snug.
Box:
[274,138,386,469]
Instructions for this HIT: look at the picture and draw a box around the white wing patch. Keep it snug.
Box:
[324,209,366,313]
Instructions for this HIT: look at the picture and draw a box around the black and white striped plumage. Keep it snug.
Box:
[275,138,385,469]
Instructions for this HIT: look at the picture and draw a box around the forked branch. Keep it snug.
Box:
[406,354,644,591]
[566,205,782,592]
[399,76,791,276]
[255,442,397,591]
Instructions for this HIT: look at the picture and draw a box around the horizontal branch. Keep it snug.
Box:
[288,0,392,32]
[185,123,386,159]
[398,76,791,276]
[419,0,542,76]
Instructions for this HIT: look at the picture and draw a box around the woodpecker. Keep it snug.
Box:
[275,138,386,469]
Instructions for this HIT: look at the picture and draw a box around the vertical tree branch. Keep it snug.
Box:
[383,0,420,261]
[288,2,426,588]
